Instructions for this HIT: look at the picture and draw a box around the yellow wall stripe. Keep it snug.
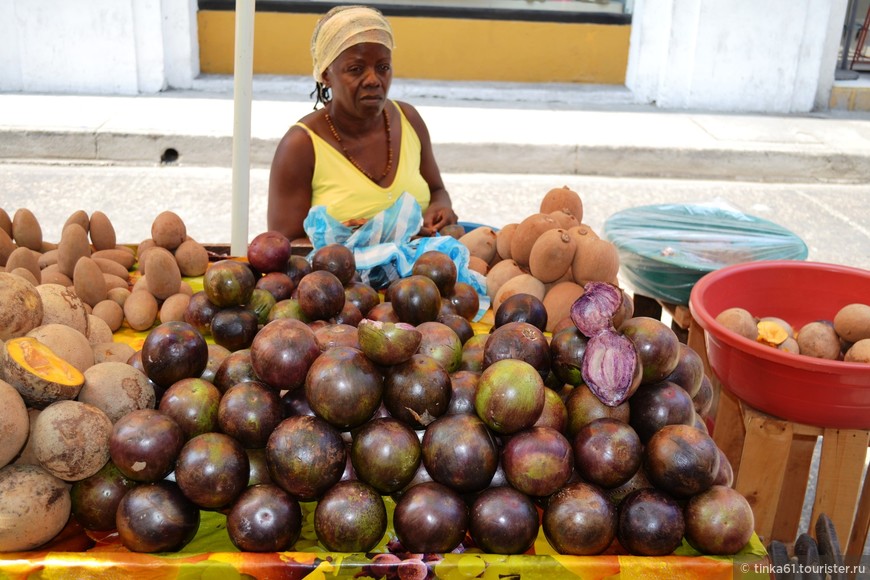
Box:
[198,10,630,85]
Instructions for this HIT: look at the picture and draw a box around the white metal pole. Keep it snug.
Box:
[231,0,255,256]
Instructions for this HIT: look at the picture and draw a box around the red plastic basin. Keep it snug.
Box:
[689,260,870,429]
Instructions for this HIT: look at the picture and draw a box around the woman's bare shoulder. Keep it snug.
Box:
[395,100,422,121]
[273,116,317,172]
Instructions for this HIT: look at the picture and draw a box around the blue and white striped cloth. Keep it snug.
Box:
[303,193,490,321]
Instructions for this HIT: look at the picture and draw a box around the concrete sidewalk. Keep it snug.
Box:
[1,75,870,183]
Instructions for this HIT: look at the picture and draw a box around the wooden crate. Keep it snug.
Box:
[712,383,870,560]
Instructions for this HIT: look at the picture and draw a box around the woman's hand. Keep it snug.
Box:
[420,200,458,236]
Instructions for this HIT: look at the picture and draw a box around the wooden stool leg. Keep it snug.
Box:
[845,457,870,562]
[712,386,745,474]
[734,411,795,543]
[686,318,710,377]
[809,428,870,554]
[771,434,817,542]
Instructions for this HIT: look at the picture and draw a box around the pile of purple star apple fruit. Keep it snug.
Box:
[0,227,756,568]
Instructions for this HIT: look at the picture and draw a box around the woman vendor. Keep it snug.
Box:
[267,5,459,241]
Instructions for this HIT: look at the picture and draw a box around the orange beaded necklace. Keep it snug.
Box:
[324,108,393,183]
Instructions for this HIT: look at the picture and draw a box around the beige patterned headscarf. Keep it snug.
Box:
[311,5,395,84]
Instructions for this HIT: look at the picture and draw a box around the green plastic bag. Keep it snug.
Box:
[604,203,808,305]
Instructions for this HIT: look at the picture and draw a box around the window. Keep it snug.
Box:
[198,1,633,23]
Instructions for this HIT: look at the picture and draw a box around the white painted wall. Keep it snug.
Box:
[0,0,199,95]
[626,0,850,112]
[0,0,850,112]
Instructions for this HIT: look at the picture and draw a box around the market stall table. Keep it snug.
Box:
[1,269,772,579]
[0,488,770,580]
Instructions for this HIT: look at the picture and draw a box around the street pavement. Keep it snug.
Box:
[1,73,869,270]
[1,74,870,182]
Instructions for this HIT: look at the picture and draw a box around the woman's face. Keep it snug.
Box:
[323,42,393,117]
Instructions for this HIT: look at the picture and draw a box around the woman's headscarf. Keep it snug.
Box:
[311,5,395,84]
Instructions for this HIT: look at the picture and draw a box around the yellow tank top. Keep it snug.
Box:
[298,103,431,224]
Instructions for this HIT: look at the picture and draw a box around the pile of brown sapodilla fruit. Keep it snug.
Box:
[0,208,211,342]
[457,186,619,333]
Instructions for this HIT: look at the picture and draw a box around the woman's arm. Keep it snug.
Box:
[267,126,316,241]
[397,102,458,236]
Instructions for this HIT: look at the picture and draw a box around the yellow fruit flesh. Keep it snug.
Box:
[6,337,84,386]
[756,320,789,347]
